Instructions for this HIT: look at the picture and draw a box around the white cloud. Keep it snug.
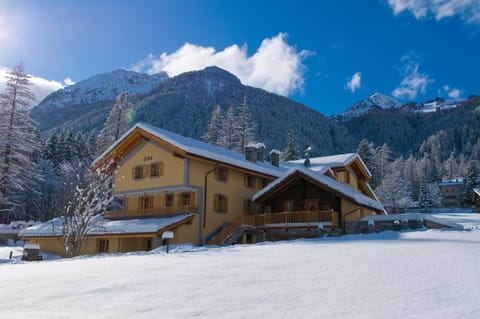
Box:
[392,54,432,100]
[131,33,310,96]
[448,88,461,98]
[0,66,64,103]
[388,0,480,24]
[440,85,462,99]
[345,72,361,93]
[64,78,75,86]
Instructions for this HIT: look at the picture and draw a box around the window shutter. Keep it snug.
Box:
[224,196,228,212]
[159,161,164,176]
[189,192,196,208]
[224,169,229,182]
[138,197,143,209]
[214,194,218,211]
[131,167,136,180]
[177,193,182,207]
[214,167,219,180]
[143,164,150,178]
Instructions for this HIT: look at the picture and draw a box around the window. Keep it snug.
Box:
[215,166,228,182]
[214,194,228,213]
[283,200,294,212]
[345,170,351,184]
[165,194,174,208]
[180,192,191,206]
[98,239,109,253]
[138,195,153,209]
[150,162,161,177]
[244,174,255,188]
[133,165,144,180]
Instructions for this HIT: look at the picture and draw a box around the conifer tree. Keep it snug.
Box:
[462,161,478,205]
[235,95,256,153]
[357,139,381,188]
[0,63,42,221]
[202,105,225,146]
[281,130,299,161]
[222,105,237,151]
[96,92,133,155]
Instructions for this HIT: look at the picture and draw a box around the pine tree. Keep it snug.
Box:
[0,63,42,222]
[235,95,256,153]
[202,105,225,146]
[96,92,133,155]
[461,161,478,205]
[281,130,299,161]
[222,105,237,151]
[357,139,381,188]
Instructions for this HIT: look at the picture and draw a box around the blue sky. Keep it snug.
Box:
[0,0,479,115]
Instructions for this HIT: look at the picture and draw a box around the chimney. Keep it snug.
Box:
[245,145,258,162]
[269,149,281,167]
[257,143,265,162]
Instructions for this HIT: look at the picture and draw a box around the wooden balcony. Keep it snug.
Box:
[104,206,198,220]
[253,210,339,228]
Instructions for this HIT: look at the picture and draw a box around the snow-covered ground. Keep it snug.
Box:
[1,211,480,318]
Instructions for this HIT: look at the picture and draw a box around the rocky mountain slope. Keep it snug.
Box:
[32,67,354,156]
[31,66,479,161]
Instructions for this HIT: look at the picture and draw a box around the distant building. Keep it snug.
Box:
[474,188,480,212]
[438,178,463,207]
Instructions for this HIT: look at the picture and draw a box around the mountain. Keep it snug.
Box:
[402,97,460,113]
[342,95,480,158]
[335,93,402,121]
[32,66,354,157]
[36,69,168,109]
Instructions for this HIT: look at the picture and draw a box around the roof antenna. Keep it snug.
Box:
[304,146,312,168]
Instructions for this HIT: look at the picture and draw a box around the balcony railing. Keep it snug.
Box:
[105,205,198,219]
[254,210,338,228]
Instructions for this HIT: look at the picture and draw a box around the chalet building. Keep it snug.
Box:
[438,178,464,207]
[20,122,384,256]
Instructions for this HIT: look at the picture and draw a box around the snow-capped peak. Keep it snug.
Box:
[336,93,401,121]
[36,69,169,109]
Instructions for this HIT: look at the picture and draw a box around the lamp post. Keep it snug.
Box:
[162,231,174,253]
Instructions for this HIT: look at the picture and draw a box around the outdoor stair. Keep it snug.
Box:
[223,227,246,245]
[207,216,244,245]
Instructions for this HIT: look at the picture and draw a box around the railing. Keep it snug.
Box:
[254,210,338,227]
[105,206,198,219]
[207,216,243,245]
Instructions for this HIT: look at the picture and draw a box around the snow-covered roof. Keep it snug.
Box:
[438,178,464,186]
[281,153,371,178]
[93,122,286,178]
[269,149,282,155]
[474,188,480,197]
[253,166,384,212]
[19,214,193,238]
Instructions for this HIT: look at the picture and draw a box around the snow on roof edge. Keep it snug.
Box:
[253,166,384,211]
[93,122,286,178]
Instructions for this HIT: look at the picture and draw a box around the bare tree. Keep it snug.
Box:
[56,163,113,257]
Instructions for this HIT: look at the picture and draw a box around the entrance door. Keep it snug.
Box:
[304,199,319,211]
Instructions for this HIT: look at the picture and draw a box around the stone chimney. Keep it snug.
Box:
[269,149,281,167]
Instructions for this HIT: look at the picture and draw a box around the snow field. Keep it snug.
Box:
[1,213,479,318]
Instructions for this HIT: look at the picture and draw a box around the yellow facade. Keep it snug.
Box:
[22,125,384,257]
